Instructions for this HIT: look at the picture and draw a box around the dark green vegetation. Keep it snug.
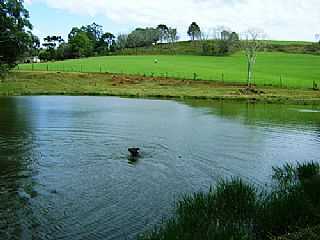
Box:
[2,72,320,104]
[117,40,319,56]
[275,226,320,240]
[0,0,38,75]
[17,53,320,89]
[37,23,179,61]
[39,23,117,61]
[139,162,320,240]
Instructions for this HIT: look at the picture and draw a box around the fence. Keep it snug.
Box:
[16,63,319,90]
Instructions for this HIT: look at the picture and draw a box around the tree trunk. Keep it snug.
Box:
[247,60,251,87]
[247,59,254,87]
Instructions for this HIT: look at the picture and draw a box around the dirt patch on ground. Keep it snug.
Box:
[107,72,246,88]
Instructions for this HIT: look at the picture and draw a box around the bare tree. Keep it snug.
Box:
[241,29,266,87]
[168,28,178,43]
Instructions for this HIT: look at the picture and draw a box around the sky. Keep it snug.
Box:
[25,0,320,42]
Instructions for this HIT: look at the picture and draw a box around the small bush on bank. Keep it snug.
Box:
[139,162,320,240]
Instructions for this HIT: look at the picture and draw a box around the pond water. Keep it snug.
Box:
[0,96,319,240]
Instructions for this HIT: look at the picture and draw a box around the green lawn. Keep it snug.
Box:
[18,52,320,89]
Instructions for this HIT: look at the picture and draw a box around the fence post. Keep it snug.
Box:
[222,72,224,83]
[193,73,197,81]
[313,80,318,90]
[46,64,49,71]
[99,65,102,73]
[32,63,34,71]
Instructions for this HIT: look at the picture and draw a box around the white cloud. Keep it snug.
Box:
[28,0,320,41]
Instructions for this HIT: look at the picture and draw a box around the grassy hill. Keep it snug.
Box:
[115,40,317,56]
[18,52,320,89]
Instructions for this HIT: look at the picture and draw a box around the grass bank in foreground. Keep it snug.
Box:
[138,162,320,240]
[1,72,320,104]
[17,53,320,89]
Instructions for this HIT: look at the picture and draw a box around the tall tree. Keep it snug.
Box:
[96,32,116,54]
[157,24,169,43]
[82,22,103,42]
[117,34,128,50]
[68,31,94,58]
[187,22,201,41]
[126,28,159,48]
[42,36,64,60]
[168,28,178,44]
[0,0,34,74]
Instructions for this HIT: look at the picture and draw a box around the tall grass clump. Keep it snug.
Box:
[139,162,320,240]
[257,162,320,238]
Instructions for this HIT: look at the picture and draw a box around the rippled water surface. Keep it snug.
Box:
[0,96,319,240]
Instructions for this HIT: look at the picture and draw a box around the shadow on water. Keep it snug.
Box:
[0,98,39,240]
[128,156,139,165]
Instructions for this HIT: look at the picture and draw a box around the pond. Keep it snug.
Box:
[0,96,319,240]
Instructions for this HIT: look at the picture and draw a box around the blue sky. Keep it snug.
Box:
[25,0,320,42]
[26,2,134,41]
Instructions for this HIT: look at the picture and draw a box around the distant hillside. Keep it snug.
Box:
[115,40,319,56]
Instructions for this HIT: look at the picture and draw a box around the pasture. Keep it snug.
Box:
[18,52,320,89]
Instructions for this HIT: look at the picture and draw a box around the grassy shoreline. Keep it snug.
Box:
[1,71,320,104]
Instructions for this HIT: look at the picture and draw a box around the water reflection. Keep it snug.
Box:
[183,100,320,130]
[0,97,39,239]
[0,96,319,240]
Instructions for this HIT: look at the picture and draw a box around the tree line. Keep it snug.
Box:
[37,21,242,61]
[38,23,180,61]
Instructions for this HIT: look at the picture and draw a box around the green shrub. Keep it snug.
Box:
[261,162,320,237]
[140,179,258,240]
[297,162,320,181]
[257,187,316,237]
[139,162,320,240]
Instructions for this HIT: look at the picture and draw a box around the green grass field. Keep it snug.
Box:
[18,52,320,89]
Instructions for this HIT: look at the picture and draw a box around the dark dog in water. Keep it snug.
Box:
[128,148,140,158]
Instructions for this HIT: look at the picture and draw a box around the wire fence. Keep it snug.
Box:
[16,63,319,90]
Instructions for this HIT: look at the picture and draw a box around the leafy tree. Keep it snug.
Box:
[26,34,40,57]
[0,0,35,75]
[126,28,159,48]
[68,27,82,40]
[42,35,64,60]
[96,32,116,54]
[55,42,72,60]
[81,22,103,43]
[117,34,128,50]
[157,24,169,43]
[229,32,239,41]
[168,28,178,44]
[187,22,201,41]
[38,50,49,61]
[68,31,94,58]
[43,36,64,49]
